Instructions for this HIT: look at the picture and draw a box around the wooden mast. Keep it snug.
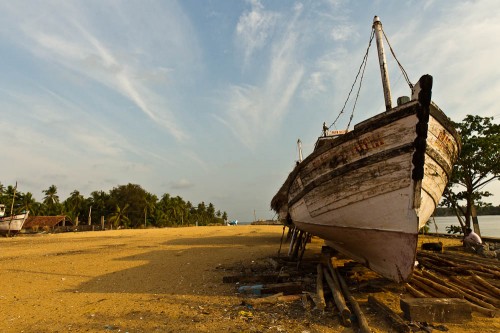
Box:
[297,139,303,163]
[373,16,392,111]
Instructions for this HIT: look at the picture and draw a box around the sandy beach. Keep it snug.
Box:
[1,226,499,332]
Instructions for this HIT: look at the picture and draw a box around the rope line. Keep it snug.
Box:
[329,28,375,130]
[346,42,371,131]
[382,28,413,89]
[328,24,413,132]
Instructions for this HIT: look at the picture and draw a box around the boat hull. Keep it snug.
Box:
[272,93,460,282]
[0,212,30,235]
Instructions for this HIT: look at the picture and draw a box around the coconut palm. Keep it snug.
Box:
[108,204,130,228]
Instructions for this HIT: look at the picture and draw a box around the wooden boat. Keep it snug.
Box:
[271,17,461,282]
[0,204,29,236]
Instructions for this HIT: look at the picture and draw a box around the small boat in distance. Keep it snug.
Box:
[0,204,30,236]
[271,16,461,282]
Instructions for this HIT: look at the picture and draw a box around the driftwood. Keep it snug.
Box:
[243,292,302,305]
[315,264,326,311]
[368,295,411,333]
[466,302,497,318]
[448,275,482,294]
[330,260,371,333]
[470,273,500,298]
[323,267,352,327]
[404,283,427,298]
[438,252,500,270]
[412,273,462,298]
[447,281,497,310]
[418,258,456,276]
[448,276,500,307]
[409,278,447,298]
[419,251,500,276]
[305,291,325,310]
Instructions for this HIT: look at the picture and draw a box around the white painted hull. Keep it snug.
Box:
[272,87,460,282]
[0,212,29,235]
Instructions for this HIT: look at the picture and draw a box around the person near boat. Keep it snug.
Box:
[463,228,482,252]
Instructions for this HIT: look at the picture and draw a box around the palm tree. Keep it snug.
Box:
[19,192,37,215]
[42,185,60,215]
[64,190,84,221]
[42,185,59,205]
[143,193,157,227]
[108,204,130,228]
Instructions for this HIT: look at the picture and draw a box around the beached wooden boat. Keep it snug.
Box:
[0,204,29,236]
[271,17,461,282]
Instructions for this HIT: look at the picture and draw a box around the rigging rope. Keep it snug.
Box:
[346,39,371,131]
[327,24,414,132]
[329,28,375,130]
[382,28,413,89]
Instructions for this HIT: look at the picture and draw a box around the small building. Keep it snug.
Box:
[23,216,73,233]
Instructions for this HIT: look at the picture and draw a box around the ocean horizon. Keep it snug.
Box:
[241,215,500,238]
[428,215,500,238]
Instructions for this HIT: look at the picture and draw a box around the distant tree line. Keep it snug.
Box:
[0,182,228,228]
[434,205,500,217]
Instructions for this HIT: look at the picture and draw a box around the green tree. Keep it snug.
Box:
[18,192,37,215]
[63,190,85,221]
[109,183,149,227]
[442,115,500,232]
[42,185,61,215]
[89,190,111,223]
[108,204,131,228]
[143,193,158,227]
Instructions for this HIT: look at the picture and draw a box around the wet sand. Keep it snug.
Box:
[1,226,498,332]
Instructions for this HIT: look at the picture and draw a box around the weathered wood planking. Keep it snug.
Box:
[271,73,461,282]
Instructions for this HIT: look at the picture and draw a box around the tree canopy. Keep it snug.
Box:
[441,115,500,230]
[0,182,228,229]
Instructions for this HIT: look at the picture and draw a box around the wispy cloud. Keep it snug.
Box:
[235,0,280,67]
[1,1,193,142]
[220,1,306,149]
[170,179,194,190]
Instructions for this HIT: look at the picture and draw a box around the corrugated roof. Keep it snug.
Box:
[24,216,73,228]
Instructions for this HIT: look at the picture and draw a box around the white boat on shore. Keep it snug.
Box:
[0,204,29,236]
[271,17,461,282]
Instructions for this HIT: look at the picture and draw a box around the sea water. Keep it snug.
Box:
[428,215,500,238]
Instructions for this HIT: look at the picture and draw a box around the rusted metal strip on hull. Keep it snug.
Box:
[294,221,418,282]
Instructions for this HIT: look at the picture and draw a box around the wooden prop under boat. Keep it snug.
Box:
[270,16,461,282]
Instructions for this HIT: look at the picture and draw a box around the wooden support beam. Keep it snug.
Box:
[315,264,326,311]
[330,259,371,333]
[323,267,351,327]
[400,298,471,323]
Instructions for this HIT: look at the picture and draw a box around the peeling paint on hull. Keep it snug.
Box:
[271,86,460,282]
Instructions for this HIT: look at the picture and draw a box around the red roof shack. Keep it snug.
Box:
[23,216,73,232]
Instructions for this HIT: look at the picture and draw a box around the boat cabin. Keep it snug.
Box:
[315,129,348,150]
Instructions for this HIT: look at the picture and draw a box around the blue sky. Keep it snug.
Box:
[1,0,499,221]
